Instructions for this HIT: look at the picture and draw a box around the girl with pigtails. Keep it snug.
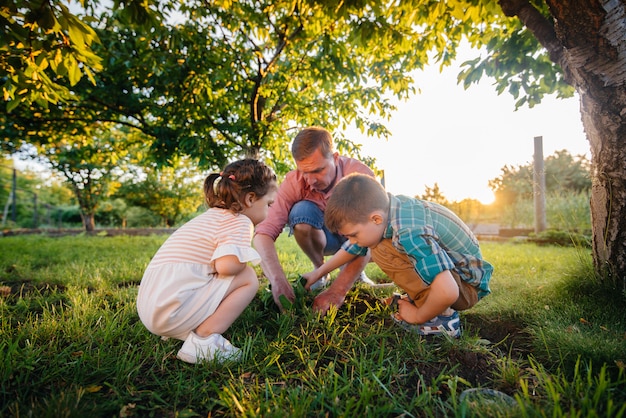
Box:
[137,159,277,364]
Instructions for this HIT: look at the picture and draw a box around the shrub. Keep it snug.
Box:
[528,228,592,248]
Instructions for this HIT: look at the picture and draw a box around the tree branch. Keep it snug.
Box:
[498,0,564,66]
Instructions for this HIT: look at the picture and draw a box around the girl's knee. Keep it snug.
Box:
[242,265,260,290]
[231,266,259,290]
[248,271,260,293]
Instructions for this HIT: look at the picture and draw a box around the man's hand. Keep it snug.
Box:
[271,277,296,311]
[312,288,346,315]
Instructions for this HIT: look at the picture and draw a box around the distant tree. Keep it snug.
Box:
[417,185,490,225]
[419,183,449,206]
[489,149,590,207]
[30,125,138,231]
[95,198,128,228]
[0,158,16,218]
[115,157,205,227]
[1,156,75,227]
[544,150,591,193]
[0,158,40,226]
[448,198,488,225]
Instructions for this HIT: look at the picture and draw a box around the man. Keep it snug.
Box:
[253,126,375,313]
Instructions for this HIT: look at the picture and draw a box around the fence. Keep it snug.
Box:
[1,164,64,229]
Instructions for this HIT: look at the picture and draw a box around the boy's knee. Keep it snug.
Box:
[371,239,405,269]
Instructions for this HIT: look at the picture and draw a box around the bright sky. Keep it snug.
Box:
[343,49,589,204]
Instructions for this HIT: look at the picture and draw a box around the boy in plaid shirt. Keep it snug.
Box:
[302,173,493,337]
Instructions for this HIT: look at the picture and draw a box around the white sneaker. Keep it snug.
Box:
[309,274,328,291]
[176,332,241,364]
[357,271,376,285]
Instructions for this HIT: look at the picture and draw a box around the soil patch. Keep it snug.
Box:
[353,293,534,394]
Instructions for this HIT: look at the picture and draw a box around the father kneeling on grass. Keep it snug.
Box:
[253,126,375,313]
[301,173,494,338]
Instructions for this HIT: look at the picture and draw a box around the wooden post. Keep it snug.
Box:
[533,136,547,233]
[33,193,38,228]
[11,168,17,223]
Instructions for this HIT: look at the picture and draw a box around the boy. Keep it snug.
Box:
[302,173,493,337]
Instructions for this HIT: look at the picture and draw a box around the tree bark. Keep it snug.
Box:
[81,213,96,232]
[502,0,626,287]
[552,0,626,286]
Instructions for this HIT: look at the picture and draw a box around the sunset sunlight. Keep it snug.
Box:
[347,47,589,205]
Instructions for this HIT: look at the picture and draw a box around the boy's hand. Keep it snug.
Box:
[382,293,402,308]
[312,289,345,315]
[300,271,322,291]
[396,298,420,324]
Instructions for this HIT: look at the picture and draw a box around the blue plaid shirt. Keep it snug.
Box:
[343,194,492,299]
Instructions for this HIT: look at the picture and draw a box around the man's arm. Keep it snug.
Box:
[252,233,295,309]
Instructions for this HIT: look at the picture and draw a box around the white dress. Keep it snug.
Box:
[137,208,261,340]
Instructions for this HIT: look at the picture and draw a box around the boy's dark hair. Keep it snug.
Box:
[325,173,388,233]
[291,127,334,161]
[204,159,277,213]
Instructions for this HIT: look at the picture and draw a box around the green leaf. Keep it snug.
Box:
[67,55,81,86]
[278,294,293,311]
[7,98,20,113]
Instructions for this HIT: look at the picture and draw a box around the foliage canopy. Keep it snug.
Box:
[2,0,572,172]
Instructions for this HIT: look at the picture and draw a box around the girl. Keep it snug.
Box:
[137,159,277,364]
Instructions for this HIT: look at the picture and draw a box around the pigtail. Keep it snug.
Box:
[203,159,277,213]
[204,173,223,208]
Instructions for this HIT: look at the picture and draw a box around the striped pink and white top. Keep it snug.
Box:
[148,208,261,269]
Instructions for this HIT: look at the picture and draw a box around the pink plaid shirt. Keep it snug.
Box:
[254,156,374,240]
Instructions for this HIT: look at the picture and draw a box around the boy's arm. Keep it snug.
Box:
[302,248,356,290]
[397,270,459,324]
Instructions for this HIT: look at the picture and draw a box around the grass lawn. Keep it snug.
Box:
[0,233,624,417]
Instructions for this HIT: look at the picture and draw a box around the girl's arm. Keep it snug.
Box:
[214,255,247,276]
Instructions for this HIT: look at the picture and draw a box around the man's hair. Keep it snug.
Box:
[325,173,388,233]
[291,127,334,160]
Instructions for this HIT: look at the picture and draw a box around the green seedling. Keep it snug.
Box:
[279,294,293,311]
[278,276,308,311]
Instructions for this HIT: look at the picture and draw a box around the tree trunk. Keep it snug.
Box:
[583,90,626,284]
[81,212,96,232]
[551,0,626,288]
[503,0,626,288]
